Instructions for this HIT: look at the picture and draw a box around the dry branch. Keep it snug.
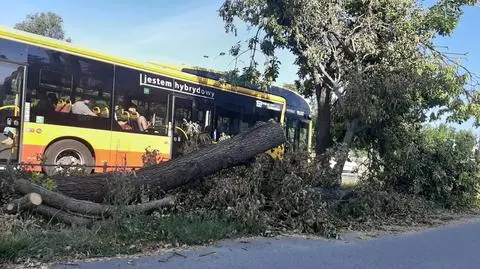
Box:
[34,204,93,227]
[13,179,174,217]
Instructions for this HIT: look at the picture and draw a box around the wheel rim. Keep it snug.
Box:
[52,148,85,174]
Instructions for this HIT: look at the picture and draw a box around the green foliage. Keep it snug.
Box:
[14,12,70,41]
[219,0,477,166]
[28,172,56,191]
[368,124,480,208]
[175,152,438,237]
[333,184,437,228]
[426,0,479,36]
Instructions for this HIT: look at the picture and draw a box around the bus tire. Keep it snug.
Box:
[43,139,94,176]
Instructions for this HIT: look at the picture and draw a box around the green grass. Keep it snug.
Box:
[0,213,261,263]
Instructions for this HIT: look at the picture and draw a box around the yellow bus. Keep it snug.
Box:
[150,63,313,152]
[0,26,290,175]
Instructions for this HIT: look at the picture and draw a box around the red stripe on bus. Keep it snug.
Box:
[94,149,170,172]
[20,144,46,171]
[20,144,170,173]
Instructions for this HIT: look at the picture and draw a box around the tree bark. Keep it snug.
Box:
[315,86,332,157]
[3,193,42,214]
[332,118,360,185]
[50,121,286,202]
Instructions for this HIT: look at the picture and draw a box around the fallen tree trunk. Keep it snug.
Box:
[51,121,286,202]
[13,179,174,216]
[3,193,42,214]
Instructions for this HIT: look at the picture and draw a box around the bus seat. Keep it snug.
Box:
[54,99,64,112]
[92,106,101,115]
[118,109,129,121]
[55,99,72,113]
[101,107,109,118]
[129,111,139,120]
[61,100,72,113]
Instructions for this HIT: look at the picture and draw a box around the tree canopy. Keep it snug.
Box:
[219,0,479,181]
[14,12,70,41]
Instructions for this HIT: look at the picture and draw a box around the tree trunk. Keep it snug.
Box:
[332,118,360,185]
[42,121,286,202]
[315,86,332,157]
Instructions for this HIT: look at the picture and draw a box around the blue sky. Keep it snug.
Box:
[0,0,479,129]
[0,0,298,82]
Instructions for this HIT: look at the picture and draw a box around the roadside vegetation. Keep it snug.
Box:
[1,124,479,263]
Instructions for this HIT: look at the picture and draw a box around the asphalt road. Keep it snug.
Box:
[56,219,480,269]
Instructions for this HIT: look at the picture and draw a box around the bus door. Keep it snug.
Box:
[0,61,24,163]
[170,95,213,158]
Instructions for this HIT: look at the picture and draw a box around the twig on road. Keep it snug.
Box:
[158,252,187,263]
[198,251,216,257]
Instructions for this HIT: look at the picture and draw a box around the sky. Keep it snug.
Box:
[0,0,479,129]
[0,0,298,82]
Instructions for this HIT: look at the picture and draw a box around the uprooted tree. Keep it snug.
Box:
[1,121,286,226]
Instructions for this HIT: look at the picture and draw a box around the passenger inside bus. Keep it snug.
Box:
[72,98,96,116]
[47,93,58,110]
[127,103,149,131]
[115,107,133,131]
[35,91,52,115]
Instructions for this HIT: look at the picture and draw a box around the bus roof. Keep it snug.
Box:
[149,62,312,118]
[0,26,285,105]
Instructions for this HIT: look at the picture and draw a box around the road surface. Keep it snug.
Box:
[56,219,480,269]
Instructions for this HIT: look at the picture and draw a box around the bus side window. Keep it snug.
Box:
[30,69,73,123]
[214,105,242,139]
[74,60,113,119]
[299,121,309,151]
[114,67,169,136]
[28,49,114,130]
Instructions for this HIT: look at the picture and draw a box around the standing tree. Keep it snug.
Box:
[14,12,71,41]
[219,0,478,181]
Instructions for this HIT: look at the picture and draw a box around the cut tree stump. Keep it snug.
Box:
[49,121,286,202]
[3,192,42,214]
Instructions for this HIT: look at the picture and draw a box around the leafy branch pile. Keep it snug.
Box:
[173,129,477,238]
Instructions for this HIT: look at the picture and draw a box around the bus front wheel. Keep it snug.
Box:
[43,139,94,176]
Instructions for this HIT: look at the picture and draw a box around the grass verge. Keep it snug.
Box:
[0,213,260,263]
